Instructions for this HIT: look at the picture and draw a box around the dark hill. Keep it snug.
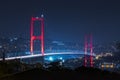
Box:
[0,66,120,80]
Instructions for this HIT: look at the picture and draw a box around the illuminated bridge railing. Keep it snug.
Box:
[0,51,96,61]
[2,50,81,58]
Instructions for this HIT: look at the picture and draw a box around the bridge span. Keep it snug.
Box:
[0,51,95,61]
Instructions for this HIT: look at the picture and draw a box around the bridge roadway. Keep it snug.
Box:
[0,51,96,61]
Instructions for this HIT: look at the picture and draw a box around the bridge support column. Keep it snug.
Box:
[84,34,93,67]
[30,16,44,56]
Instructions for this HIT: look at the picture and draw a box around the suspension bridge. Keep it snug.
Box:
[0,15,94,67]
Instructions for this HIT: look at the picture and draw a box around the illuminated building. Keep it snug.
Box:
[99,62,116,71]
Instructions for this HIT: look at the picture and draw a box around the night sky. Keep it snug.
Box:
[0,0,120,43]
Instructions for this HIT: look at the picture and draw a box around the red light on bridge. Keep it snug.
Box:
[30,16,44,56]
[84,34,93,67]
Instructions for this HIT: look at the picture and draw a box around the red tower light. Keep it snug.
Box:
[30,16,44,56]
[84,34,93,67]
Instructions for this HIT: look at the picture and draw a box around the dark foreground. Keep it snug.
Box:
[0,66,120,80]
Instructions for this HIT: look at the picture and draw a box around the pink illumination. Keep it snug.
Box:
[84,34,93,67]
[90,34,93,67]
[30,17,44,56]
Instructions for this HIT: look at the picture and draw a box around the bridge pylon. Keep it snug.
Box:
[84,34,93,67]
[30,15,44,56]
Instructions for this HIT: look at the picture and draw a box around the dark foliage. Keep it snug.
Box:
[0,66,120,80]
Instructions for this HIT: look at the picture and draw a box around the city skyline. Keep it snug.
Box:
[0,0,120,43]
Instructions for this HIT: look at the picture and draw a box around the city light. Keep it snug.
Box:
[49,57,53,61]
[59,57,63,60]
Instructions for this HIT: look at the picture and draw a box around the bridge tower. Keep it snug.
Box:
[84,34,93,67]
[30,15,44,56]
